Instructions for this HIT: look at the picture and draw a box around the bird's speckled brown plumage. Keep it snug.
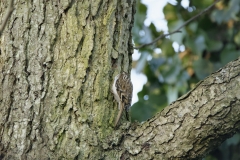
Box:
[112,72,133,127]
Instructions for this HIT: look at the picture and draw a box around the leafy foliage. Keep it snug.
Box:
[131,0,240,159]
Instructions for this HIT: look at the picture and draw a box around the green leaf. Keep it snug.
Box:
[193,58,214,80]
[169,19,186,44]
[163,3,178,23]
[206,39,223,52]
[162,63,181,84]
[234,31,240,45]
[190,0,214,9]
[161,39,175,56]
[220,44,240,65]
[159,56,182,84]
[211,0,240,24]
[131,85,167,122]
[185,35,206,55]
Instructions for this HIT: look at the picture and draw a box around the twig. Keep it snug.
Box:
[134,30,182,49]
[134,0,221,49]
[0,0,14,37]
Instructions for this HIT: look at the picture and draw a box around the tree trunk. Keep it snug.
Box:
[0,0,240,160]
[0,0,135,159]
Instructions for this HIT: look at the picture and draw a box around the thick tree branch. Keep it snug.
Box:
[134,0,221,49]
[0,0,14,37]
[124,57,240,159]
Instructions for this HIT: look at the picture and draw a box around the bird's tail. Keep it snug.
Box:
[115,103,124,127]
[125,104,130,121]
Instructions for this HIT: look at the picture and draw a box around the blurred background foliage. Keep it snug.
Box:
[131,0,240,159]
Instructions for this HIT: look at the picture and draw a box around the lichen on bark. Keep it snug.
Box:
[0,0,135,159]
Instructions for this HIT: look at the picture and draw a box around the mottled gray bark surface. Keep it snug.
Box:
[0,0,240,160]
[0,0,134,159]
[125,58,240,159]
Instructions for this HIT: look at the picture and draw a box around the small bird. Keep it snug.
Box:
[112,72,133,127]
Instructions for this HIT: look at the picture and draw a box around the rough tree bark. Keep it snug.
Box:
[125,58,240,159]
[0,0,239,160]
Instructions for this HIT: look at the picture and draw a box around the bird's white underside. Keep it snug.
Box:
[112,74,121,110]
